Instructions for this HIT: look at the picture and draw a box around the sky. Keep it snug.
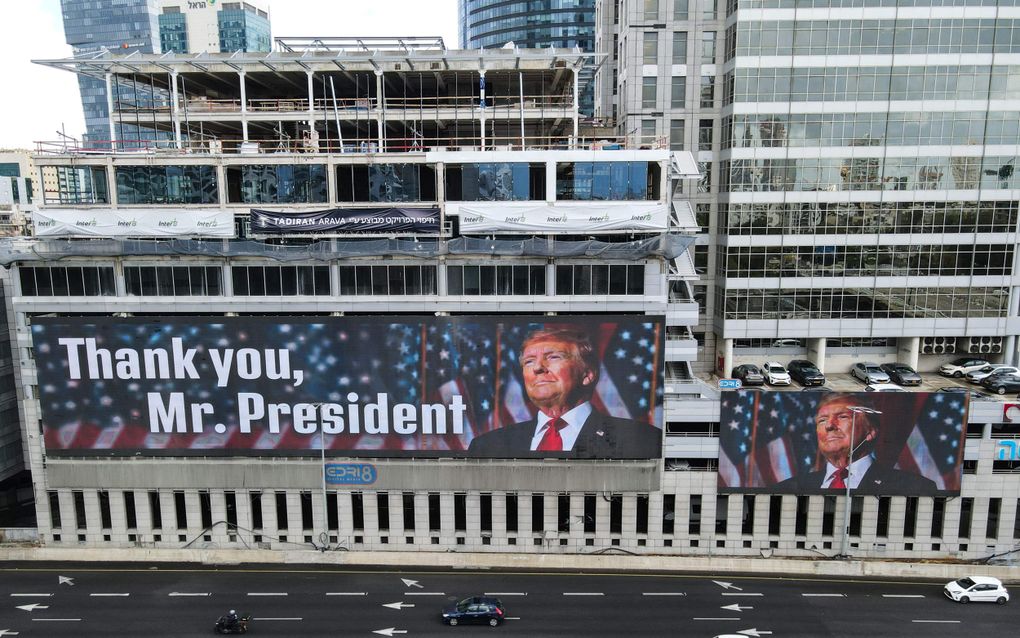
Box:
[0,0,460,150]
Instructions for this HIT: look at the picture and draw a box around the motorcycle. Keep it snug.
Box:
[214,613,252,634]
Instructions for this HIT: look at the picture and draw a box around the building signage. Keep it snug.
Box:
[996,440,1020,461]
[718,378,742,390]
[250,206,440,235]
[325,463,377,485]
[455,202,668,234]
[718,391,967,496]
[32,208,234,238]
[31,315,664,459]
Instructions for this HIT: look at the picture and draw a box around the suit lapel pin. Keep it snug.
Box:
[596,430,605,437]
[874,480,882,485]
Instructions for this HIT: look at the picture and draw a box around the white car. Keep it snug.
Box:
[944,576,1009,604]
[966,364,1020,385]
[864,383,905,392]
[939,357,992,378]
[761,361,792,385]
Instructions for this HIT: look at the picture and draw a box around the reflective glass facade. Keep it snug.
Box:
[459,0,595,113]
[60,0,161,145]
[158,11,188,53]
[218,8,271,53]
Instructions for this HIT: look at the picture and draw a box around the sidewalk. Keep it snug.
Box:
[1,546,1017,582]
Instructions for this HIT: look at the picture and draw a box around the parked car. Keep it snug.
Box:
[731,364,765,386]
[943,576,1009,604]
[981,373,1020,395]
[965,364,1020,385]
[850,362,890,384]
[937,387,992,400]
[879,363,922,387]
[442,596,506,626]
[864,383,905,392]
[940,357,991,378]
[787,359,826,386]
[761,361,792,385]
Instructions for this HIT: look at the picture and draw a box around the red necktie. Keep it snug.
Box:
[536,418,567,451]
[830,468,848,489]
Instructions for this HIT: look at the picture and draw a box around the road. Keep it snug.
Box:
[0,563,1011,637]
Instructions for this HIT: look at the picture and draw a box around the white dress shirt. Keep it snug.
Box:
[529,402,593,451]
[821,455,874,489]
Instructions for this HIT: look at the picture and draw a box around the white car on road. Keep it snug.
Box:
[944,576,1009,604]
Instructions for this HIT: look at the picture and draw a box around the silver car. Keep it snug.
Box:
[850,362,890,384]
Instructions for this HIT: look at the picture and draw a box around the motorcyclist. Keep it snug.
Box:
[226,609,239,629]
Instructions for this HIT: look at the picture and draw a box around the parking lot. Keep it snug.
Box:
[717,371,1009,400]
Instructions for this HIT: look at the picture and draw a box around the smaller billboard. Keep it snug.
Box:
[455,202,668,234]
[718,391,966,496]
[33,209,234,238]
[250,206,440,234]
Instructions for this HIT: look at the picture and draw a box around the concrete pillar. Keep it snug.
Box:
[898,336,920,370]
[306,70,315,127]
[720,337,733,376]
[571,67,579,148]
[238,70,248,142]
[479,70,487,149]
[375,70,385,151]
[105,73,117,150]
[169,71,182,148]
[809,337,827,372]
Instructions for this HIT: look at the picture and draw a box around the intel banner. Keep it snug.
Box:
[32,316,663,459]
[718,391,966,496]
[250,206,440,234]
[32,208,234,238]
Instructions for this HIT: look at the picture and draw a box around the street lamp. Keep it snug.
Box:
[311,403,330,551]
[839,405,882,558]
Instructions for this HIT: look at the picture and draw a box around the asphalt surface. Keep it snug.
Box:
[0,563,1012,637]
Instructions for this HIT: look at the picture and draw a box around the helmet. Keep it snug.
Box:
[229,610,236,615]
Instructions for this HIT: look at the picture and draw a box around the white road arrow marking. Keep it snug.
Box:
[713,580,742,591]
[373,628,408,636]
[168,592,210,597]
[0,629,20,636]
[722,603,753,612]
[738,629,773,636]
[16,603,49,612]
[58,576,74,586]
[382,602,416,610]
[401,578,422,589]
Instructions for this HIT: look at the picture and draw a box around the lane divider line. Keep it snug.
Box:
[802,593,845,597]
[912,620,961,624]
[722,593,763,596]
[883,594,925,598]
[247,592,288,596]
[90,593,130,597]
[643,592,687,596]
[484,592,527,596]
[563,593,604,596]
[326,592,367,596]
[694,617,740,621]
[404,592,445,596]
[10,594,53,597]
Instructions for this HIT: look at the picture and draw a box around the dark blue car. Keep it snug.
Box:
[441,596,505,627]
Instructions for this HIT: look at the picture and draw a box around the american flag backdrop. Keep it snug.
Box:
[718,391,967,494]
[32,316,664,456]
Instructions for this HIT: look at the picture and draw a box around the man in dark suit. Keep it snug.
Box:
[468,327,661,459]
[775,394,937,495]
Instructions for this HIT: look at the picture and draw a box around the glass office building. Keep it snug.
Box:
[459,0,597,113]
[60,0,162,147]
[218,3,271,53]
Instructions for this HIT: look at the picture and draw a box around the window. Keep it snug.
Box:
[231,265,330,296]
[662,494,676,535]
[821,496,835,536]
[335,164,436,202]
[531,493,544,532]
[643,32,659,64]
[338,265,437,295]
[741,495,755,535]
[150,491,163,530]
[904,496,919,538]
[556,264,644,295]
[701,31,717,64]
[402,493,415,531]
[700,75,715,107]
[48,491,61,529]
[556,163,658,198]
[610,495,623,534]
[226,164,327,204]
[689,494,702,534]
[584,494,597,534]
[454,494,467,532]
[641,119,657,145]
[506,494,519,533]
[643,0,659,21]
[125,266,221,296]
[558,494,571,533]
[20,266,116,297]
[674,0,689,20]
[670,120,686,150]
[377,492,390,531]
[447,265,545,295]
[225,492,237,529]
[43,165,108,204]
[671,76,686,108]
[702,0,718,20]
[931,497,946,538]
[351,492,364,531]
[428,493,441,531]
[445,163,545,201]
[174,491,188,530]
[98,491,112,529]
[672,32,688,64]
[275,491,288,530]
[116,165,218,204]
[642,77,658,108]
[636,494,650,534]
[73,491,86,530]
[768,495,782,535]
[480,494,492,533]
[795,496,808,536]
[698,119,714,150]
[249,491,262,530]
[876,497,890,538]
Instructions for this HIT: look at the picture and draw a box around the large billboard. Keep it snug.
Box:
[32,316,663,459]
[718,391,966,495]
